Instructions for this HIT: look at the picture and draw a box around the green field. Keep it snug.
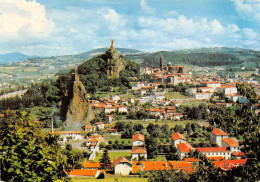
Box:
[117,119,206,129]
[166,91,189,99]
[234,71,254,77]
[72,177,148,182]
[92,151,131,162]
[103,134,132,144]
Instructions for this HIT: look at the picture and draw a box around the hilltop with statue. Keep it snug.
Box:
[58,40,140,129]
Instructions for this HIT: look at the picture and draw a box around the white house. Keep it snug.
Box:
[113,157,132,175]
[230,94,241,102]
[84,125,95,132]
[221,138,240,153]
[131,147,147,160]
[105,115,114,123]
[54,131,83,145]
[132,133,145,146]
[217,85,237,95]
[206,81,221,89]
[104,106,117,113]
[117,105,128,113]
[177,143,193,160]
[173,113,183,120]
[198,87,214,93]
[128,97,135,104]
[193,92,213,100]
[93,122,104,130]
[210,128,228,147]
[171,133,186,147]
[111,95,120,103]
[140,89,147,96]
[195,147,232,160]
[188,88,197,95]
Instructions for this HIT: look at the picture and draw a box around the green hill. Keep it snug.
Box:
[141,47,260,68]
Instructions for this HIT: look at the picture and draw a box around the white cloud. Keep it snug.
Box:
[140,0,154,14]
[231,0,260,23]
[0,0,54,41]
[102,8,125,30]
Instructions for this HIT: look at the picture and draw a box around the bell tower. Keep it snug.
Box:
[160,54,164,71]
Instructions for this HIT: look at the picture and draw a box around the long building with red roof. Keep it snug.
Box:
[195,147,231,159]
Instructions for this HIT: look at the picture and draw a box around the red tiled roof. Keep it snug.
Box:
[132,133,145,142]
[68,169,99,176]
[211,128,228,136]
[232,152,245,156]
[94,122,104,125]
[82,162,101,168]
[206,156,224,161]
[184,158,200,162]
[132,161,192,173]
[113,157,131,166]
[85,125,93,129]
[222,138,239,147]
[196,147,229,152]
[131,147,147,154]
[171,133,186,141]
[213,159,247,171]
[177,143,192,153]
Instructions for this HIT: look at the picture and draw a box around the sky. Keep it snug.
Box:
[0,0,260,56]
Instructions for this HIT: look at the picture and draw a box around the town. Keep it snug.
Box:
[43,43,260,180]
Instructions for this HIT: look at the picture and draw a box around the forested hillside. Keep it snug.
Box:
[143,51,243,67]
[142,47,260,67]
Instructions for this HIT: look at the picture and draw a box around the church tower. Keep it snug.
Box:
[160,54,164,71]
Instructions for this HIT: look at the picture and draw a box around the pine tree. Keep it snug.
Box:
[99,149,112,170]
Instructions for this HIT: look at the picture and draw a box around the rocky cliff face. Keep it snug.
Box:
[106,47,126,78]
[65,80,95,128]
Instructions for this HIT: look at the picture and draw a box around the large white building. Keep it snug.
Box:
[195,147,232,160]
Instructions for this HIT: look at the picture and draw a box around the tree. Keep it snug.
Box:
[99,149,112,170]
[0,110,71,181]
[145,136,159,159]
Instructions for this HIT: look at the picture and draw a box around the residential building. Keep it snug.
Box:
[195,147,231,160]
[171,133,186,147]
[113,157,132,175]
[177,143,193,160]
[93,122,104,130]
[131,146,147,160]
[132,133,145,146]
[210,128,228,146]
[105,115,114,123]
[222,138,240,152]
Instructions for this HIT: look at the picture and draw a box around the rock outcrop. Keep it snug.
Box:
[65,69,95,128]
[106,40,126,78]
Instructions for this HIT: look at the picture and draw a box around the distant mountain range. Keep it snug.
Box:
[1,47,259,67]
[0,52,31,63]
